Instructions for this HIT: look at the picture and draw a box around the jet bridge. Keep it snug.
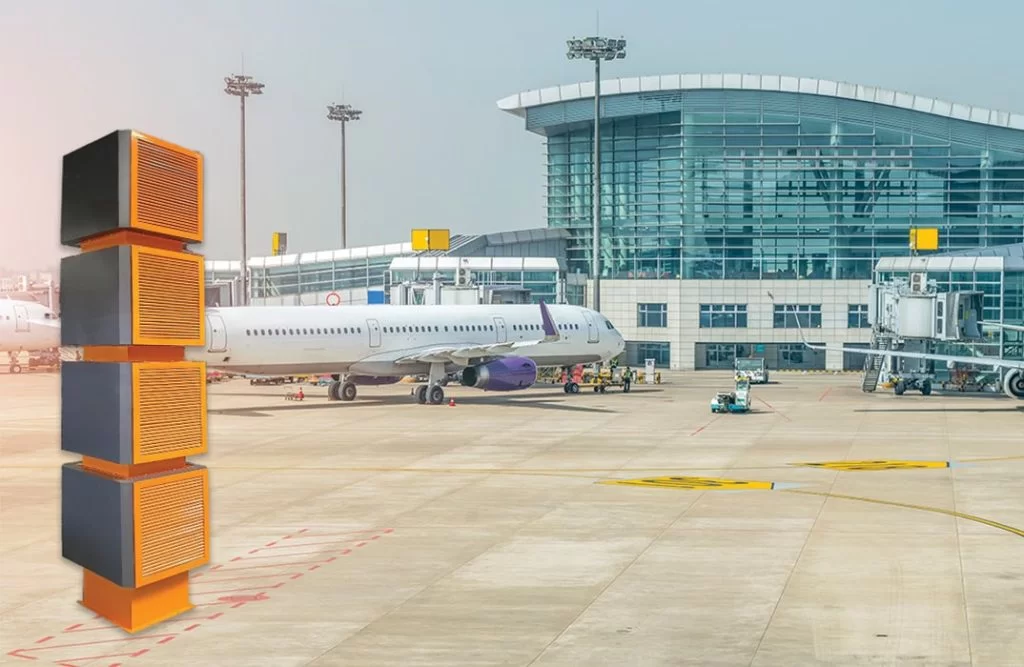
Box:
[862,273,984,394]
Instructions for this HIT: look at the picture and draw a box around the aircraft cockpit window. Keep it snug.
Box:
[605,320,615,330]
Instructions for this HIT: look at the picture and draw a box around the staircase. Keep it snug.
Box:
[861,335,894,392]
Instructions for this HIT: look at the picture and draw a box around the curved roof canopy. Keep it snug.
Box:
[497,74,1024,131]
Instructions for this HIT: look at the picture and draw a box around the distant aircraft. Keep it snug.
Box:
[768,293,1024,400]
[186,301,626,404]
[0,298,60,373]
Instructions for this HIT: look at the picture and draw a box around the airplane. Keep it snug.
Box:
[185,301,626,404]
[0,297,61,374]
[768,294,1024,401]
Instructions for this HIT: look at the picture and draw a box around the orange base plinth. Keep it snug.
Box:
[81,569,193,633]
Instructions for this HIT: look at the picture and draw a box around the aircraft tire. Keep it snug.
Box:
[328,381,341,401]
[567,382,580,394]
[340,381,357,401]
[428,384,445,405]
[10,364,21,374]
[416,385,428,404]
[921,380,932,396]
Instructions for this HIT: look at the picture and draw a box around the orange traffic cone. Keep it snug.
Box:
[448,397,456,407]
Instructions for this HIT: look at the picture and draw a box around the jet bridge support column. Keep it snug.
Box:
[58,130,209,632]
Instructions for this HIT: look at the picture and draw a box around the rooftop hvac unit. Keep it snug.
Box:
[909,272,927,294]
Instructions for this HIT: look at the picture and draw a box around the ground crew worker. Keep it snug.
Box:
[622,366,632,391]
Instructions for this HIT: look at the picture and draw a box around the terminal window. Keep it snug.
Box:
[699,304,748,328]
[628,341,670,366]
[847,304,870,328]
[773,304,822,328]
[637,303,668,328]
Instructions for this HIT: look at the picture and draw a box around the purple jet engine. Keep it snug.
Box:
[460,356,537,391]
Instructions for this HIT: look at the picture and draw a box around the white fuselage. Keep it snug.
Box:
[0,299,60,353]
[185,303,625,376]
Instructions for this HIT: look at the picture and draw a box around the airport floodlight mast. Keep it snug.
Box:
[224,73,265,305]
[567,36,625,313]
[327,103,362,249]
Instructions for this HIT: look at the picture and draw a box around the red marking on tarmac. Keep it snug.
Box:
[818,387,832,401]
[756,397,792,421]
[690,417,717,436]
[8,527,392,666]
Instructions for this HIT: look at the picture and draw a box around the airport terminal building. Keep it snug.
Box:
[205,73,1024,372]
[497,74,1024,370]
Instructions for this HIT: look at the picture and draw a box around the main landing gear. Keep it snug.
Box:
[413,363,447,405]
[7,351,21,375]
[328,374,358,402]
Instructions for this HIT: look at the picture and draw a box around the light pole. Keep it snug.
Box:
[224,73,265,305]
[327,103,362,249]
[567,36,625,313]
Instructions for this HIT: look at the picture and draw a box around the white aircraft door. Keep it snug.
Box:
[367,319,381,348]
[207,314,227,352]
[581,310,600,344]
[493,316,507,343]
[13,305,29,332]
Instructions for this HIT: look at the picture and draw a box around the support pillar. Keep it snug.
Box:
[59,130,208,633]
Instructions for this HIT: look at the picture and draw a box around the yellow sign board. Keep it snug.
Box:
[795,460,949,471]
[411,228,450,251]
[271,232,288,256]
[601,476,775,490]
[909,227,939,251]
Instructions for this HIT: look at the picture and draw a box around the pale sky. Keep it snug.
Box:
[1,0,1022,272]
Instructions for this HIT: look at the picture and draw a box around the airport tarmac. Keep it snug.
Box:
[2,371,1022,666]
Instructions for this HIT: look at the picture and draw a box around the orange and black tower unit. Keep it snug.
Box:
[59,130,209,633]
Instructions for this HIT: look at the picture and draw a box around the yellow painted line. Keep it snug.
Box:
[794,460,949,471]
[781,489,1024,539]
[600,476,775,491]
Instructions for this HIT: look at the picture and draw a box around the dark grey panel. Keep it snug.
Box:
[61,463,134,587]
[61,362,133,463]
[59,246,131,346]
[60,130,130,247]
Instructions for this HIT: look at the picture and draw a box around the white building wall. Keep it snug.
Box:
[595,279,873,370]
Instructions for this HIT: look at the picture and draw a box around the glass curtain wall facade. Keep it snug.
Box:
[538,90,1024,281]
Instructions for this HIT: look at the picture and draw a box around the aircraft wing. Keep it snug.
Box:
[766,291,1024,371]
[393,300,561,365]
[983,322,1024,334]
[803,341,1024,370]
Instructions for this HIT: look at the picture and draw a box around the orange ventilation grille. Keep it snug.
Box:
[135,470,208,584]
[132,134,203,242]
[133,247,204,345]
[134,363,207,462]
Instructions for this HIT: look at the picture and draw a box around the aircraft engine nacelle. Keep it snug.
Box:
[460,356,536,391]
[1003,369,1024,400]
[348,375,401,386]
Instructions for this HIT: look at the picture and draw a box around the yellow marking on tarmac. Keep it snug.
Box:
[781,489,1024,539]
[794,460,949,471]
[600,476,775,490]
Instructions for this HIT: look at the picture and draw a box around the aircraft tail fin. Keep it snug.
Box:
[539,300,560,342]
